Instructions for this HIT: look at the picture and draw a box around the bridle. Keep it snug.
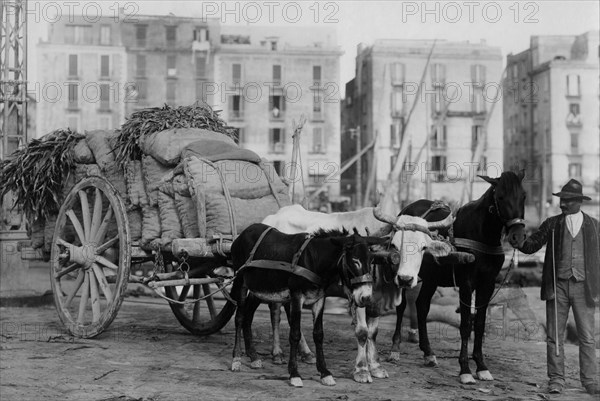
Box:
[489,188,525,229]
[338,247,373,288]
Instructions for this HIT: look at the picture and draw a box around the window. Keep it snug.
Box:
[167,55,177,77]
[567,103,581,125]
[570,133,579,153]
[472,64,486,86]
[99,84,110,110]
[431,63,446,85]
[166,26,177,46]
[68,54,78,78]
[166,81,176,104]
[430,155,447,180]
[196,56,206,78]
[67,83,78,109]
[236,127,245,145]
[391,63,405,85]
[431,124,447,149]
[270,40,278,51]
[312,127,325,153]
[100,25,111,45]
[100,55,109,78]
[471,125,484,151]
[232,63,242,85]
[135,25,147,47]
[270,95,286,119]
[390,124,397,148]
[273,160,283,176]
[473,89,486,113]
[230,95,244,119]
[390,119,404,148]
[391,89,403,116]
[270,128,285,153]
[432,88,443,113]
[477,156,487,173]
[312,92,322,119]
[566,74,580,97]
[273,65,281,85]
[136,55,146,77]
[194,27,209,42]
[136,81,147,102]
[569,163,582,179]
[313,66,321,86]
[66,25,92,44]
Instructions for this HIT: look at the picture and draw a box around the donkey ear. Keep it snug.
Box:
[478,175,499,186]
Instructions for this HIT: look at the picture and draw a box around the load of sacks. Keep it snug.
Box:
[32,127,290,253]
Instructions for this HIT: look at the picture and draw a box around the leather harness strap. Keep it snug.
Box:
[453,237,505,255]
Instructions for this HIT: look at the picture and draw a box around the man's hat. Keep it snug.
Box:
[552,179,591,200]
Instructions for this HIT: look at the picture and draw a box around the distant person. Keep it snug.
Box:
[517,179,599,395]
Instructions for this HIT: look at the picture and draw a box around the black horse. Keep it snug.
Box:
[393,172,526,384]
[230,223,380,387]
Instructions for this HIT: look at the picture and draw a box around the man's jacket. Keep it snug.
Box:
[519,212,600,305]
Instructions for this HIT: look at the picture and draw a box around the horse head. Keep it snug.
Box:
[478,170,527,248]
[373,205,454,290]
[331,235,375,307]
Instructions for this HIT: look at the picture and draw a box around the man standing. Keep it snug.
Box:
[518,179,599,395]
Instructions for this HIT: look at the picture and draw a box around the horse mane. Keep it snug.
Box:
[311,228,350,238]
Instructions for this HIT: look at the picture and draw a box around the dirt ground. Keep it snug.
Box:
[1,290,599,401]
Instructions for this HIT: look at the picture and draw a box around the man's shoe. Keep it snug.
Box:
[585,384,600,395]
[548,384,563,394]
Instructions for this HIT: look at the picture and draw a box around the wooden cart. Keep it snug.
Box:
[49,175,239,339]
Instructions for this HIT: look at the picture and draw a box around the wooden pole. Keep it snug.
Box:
[355,126,362,207]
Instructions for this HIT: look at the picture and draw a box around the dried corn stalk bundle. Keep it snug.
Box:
[113,103,238,168]
[0,128,84,221]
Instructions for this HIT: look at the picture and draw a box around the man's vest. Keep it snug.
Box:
[557,226,586,281]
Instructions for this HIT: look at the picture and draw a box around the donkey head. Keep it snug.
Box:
[331,235,376,307]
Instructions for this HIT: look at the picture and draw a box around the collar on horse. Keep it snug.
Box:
[240,226,323,285]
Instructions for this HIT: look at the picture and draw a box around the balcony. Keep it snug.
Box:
[271,142,285,154]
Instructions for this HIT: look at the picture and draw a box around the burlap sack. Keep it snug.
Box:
[141,205,161,247]
[142,155,172,207]
[139,128,235,167]
[128,208,142,242]
[125,160,148,208]
[158,189,183,245]
[71,139,95,164]
[29,218,46,250]
[85,130,118,170]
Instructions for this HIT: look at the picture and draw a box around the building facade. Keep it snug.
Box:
[341,39,504,209]
[504,31,600,221]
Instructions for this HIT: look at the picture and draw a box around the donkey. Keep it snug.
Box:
[229,223,379,387]
[386,172,527,384]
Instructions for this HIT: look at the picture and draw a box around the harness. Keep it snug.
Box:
[239,227,372,287]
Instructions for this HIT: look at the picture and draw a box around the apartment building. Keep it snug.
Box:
[504,31,600,220]
[212,25,343,199]
[36,16,126,136]
[341,39,504,208]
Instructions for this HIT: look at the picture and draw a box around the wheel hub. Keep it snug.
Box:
[64,242,97,269]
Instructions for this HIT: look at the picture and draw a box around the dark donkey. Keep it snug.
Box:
[398,172,526,384]
[230,223,378,387]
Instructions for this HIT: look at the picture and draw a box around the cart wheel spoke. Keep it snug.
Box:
[95,255,119,271]
[95,236,119,255]
[88,271,101,323]
[203,284,217,319]
[192,286,201,326]
[65,269,85,308]
[77,272,90,324]
[66,209,86,244]
[55,263,80,280]
[178,285,191,302]
[92,263,113,302]
[79,191,92,241]
[94,207,113,244]
[90,188,103,237]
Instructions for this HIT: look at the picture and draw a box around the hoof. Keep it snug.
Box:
[387,351,401,362]
[272,353,285,365]
[231,357,242,372]
[476,370,493,381]
[370,366,389,379]
[353,370,373,383]
[300,352,316,364]
[321,375,336,386]
[459,373,477,384]
[250,359,263,369]
[424,355,438,367]
[289,377,303,387]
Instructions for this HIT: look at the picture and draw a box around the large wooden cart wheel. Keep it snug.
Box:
[50,177,130,338]
[164,260,236,336]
